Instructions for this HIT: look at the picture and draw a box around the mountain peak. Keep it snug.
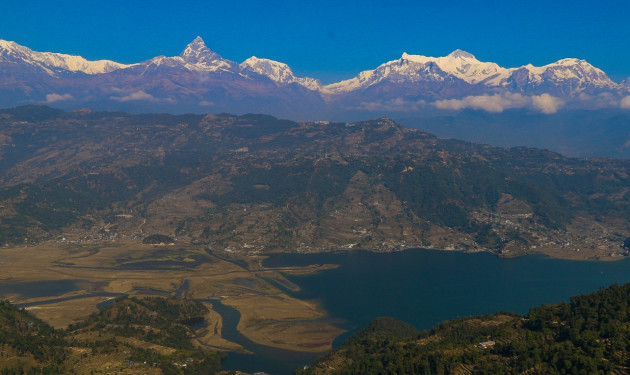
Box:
[554,57,586,65]
[448,49,476,59]
[188,36,206,49]
[180,36,223,65]
[240,56,321,90]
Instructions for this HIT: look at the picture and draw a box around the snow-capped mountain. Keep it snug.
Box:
[322,49,619,96]
[137,37,320,88]
[504,58,618,96]
[0,39,131,75]
[240,56,321,90]
[138,37,237,73]
[323,49,510,95]
[431,49,510,85]
[0,37,628,118]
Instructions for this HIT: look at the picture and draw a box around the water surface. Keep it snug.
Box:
[244,249,630,373]
[0,279,82,299]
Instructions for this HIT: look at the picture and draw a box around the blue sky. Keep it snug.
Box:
[1,0,628,83]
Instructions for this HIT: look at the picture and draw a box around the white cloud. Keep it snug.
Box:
[432,92,564,114]
[199,100,214,106]
[576,92,620,109]
[621,95,630,109]
[355,98,426,111]
[531,94,564,114]
[45,93,74,103]
[433,93,528,113]
[110,90,157,102]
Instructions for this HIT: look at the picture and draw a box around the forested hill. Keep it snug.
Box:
[0,297,223,374]
[299,283,630,375]
[5,283,630,374]
[1,106,630,257]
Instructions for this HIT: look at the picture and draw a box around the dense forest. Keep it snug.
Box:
[299,282,630,375]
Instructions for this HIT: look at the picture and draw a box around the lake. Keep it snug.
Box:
[2,249,629,375]
[222,249,630,374]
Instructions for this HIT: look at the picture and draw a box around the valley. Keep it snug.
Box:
[1,107,630,373]
[3,3,630,374]
[4,245,630,374]
[0,241,343,354]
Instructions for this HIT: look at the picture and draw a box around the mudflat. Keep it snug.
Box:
[0,241,344,354]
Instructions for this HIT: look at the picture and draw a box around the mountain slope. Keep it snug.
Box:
[0,39,132,75]
[240,56,321,90]
[0,297,224,374]
[298,283,630,375]
[0,106,629,259]
[0,38,627,118]
[322,49,619,95]
[400,109,630,159]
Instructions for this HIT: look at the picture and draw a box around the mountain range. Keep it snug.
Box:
[1,106,629,259]
[1,37,629,119]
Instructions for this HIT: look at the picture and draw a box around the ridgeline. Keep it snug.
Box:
[0,106,630,258]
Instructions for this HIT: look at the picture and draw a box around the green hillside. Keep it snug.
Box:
[0,297,223,374]
[299,283,630,375]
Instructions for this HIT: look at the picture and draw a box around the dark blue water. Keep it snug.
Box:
[4,250,630,375]
[0,279,82,298]
[227,249,630,374]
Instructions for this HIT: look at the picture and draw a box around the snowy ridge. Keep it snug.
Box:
[142,36,236,73]
[322,69,377,94]
[144,37,322,89]
[517,59,616,88]
[321,49,503,94]
[240,56,321,90]
[403,49,510,85]
[322,49,619,95]
[0,39,132,75]
[0,37,628,115]
[0,38,621,95]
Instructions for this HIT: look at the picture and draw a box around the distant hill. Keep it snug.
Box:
[298,283,630,375]
[1,106,630,258]
[400,108,630,159]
